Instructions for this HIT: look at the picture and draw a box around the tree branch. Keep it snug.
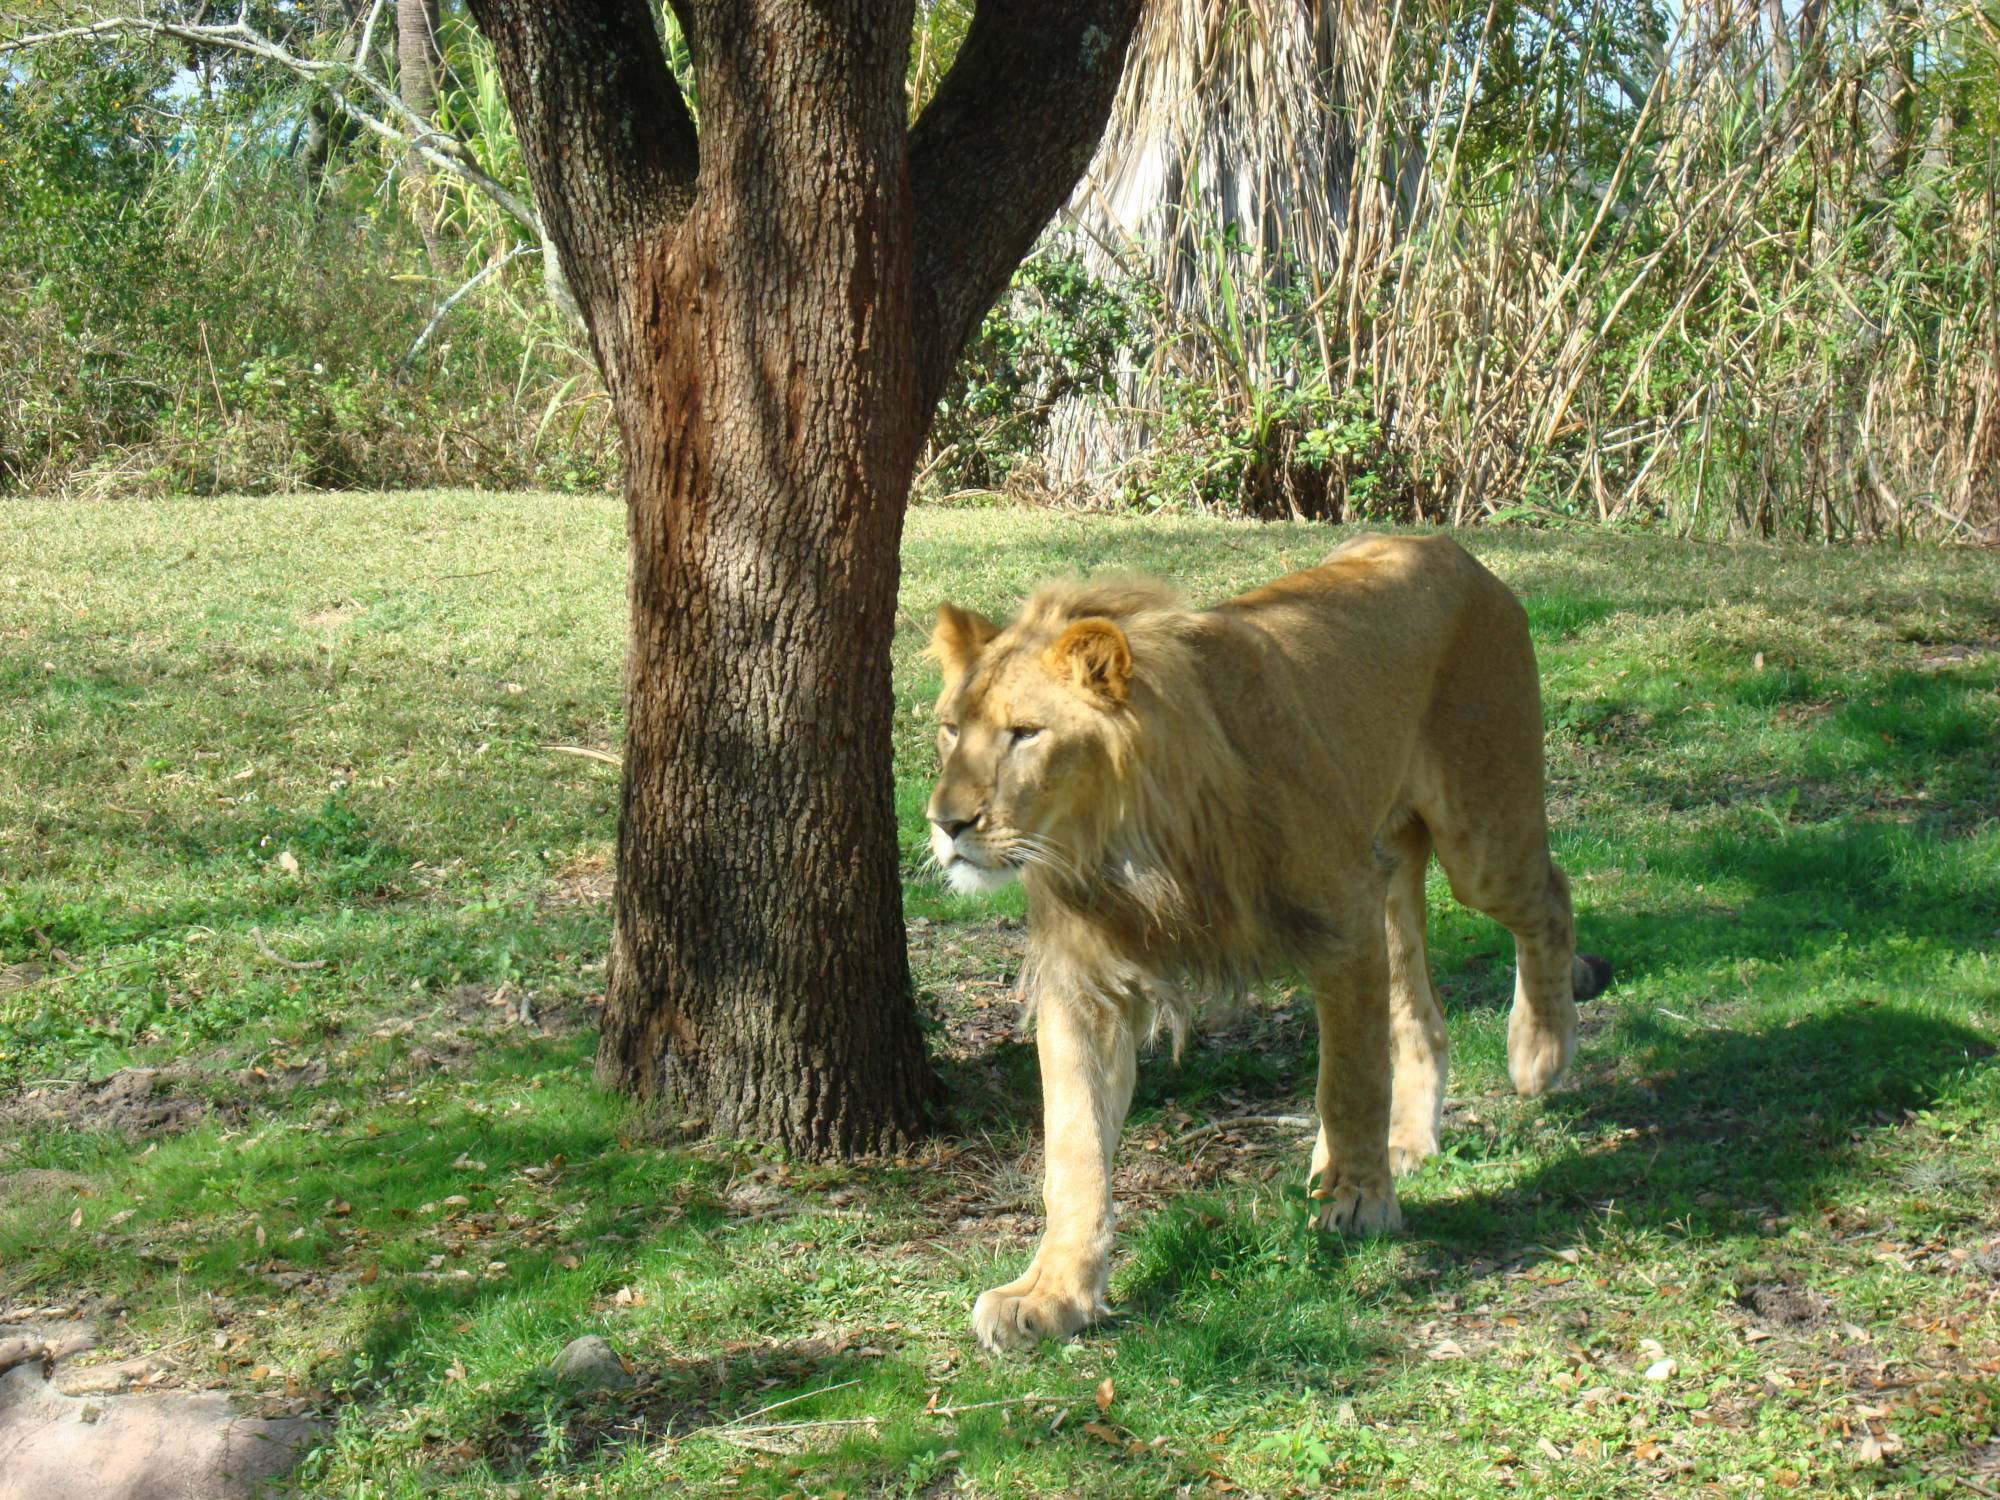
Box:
[402,242,542,370]
[0,10,544,236]
[460,0,699,326]
[907,0,1144,397]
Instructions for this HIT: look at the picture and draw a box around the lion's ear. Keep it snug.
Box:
[928,602,1000,685]
[1045,617,1132,704]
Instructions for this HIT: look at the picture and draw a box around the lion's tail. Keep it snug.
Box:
[1572,953,1614,1002]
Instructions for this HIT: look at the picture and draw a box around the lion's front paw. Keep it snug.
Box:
[971,1264,1104,1352]
[1309,1172,1403,1236]
[1507,1002,1578,1098]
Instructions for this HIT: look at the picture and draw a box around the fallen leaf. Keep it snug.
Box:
[1537,1437,1564,1461]
[1083,1420,1124,1447]
[1643,1359,1677,1382]
[1095,1376,1115,1413]
[1428,1339,1467,1360]
[1855,1430,1902,1462]
[277,850,301,878]
[444,1359,467,1383]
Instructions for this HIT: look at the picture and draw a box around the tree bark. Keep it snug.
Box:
[396,0,445,262]
[466,0,1142,1158]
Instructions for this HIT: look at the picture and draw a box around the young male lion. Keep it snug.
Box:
[925,532,1609,1352]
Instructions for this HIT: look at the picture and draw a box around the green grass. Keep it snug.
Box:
[2,492,1998,1497]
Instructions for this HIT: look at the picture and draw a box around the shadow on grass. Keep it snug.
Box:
[472,1335,880,1478]
[1098,1001,1992,1407]
[1426,1002,1994,1251]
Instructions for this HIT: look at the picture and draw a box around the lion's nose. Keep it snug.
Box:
[930,813,979,840]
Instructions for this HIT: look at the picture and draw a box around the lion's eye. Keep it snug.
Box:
[1008,726,1043,745]
[939,723,959,741]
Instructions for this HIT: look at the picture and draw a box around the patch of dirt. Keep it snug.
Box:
[1738,1279,1836,1330]
[1959,1246,2000,1279]
[0,1169,91,1206]
[1912,641,1999,672]
[1772,698,1839,728]
[0,961,46,993]
[543,849,614,909]
[0,1069,220,1140]
[911,916,1030,1065]
[229,1057,329,1094]
[300,603,358,629]
[1964,1438,2000,1474]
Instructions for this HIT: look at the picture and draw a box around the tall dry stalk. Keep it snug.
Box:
[1041,0,2000,539]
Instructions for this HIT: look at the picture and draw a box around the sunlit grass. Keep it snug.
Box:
[1,493,1996,1496]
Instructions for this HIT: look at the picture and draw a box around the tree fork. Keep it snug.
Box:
[465,0,1143,1157]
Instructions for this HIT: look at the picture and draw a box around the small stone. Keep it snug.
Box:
[552,1335,632,1390]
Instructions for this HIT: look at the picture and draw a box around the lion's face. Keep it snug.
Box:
[924,602,1133,896]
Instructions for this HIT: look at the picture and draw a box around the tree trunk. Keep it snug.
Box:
[396,0,445,264]
[593,16,935,1155]
[465,0,1143,1159]
[1041,0,1362,500]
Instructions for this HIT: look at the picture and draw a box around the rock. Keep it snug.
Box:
[0,1322,98,1375]
[552,1335,633,1390]
[0,1364,324,1500]
[53,1355,172,1396]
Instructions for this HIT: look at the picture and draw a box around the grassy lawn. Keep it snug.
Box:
[2,492,1998,1497]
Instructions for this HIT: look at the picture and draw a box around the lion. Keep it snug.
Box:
[924,532,1610,1352]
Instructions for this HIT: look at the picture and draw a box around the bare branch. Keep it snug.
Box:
[402,243,542,370]
[0,10,544,236]
[907,0,1145,398]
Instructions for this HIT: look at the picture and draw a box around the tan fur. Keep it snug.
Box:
[926,534,1599,1351]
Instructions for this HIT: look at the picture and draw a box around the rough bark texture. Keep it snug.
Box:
[396,0,444,261]
[465,0,1142,1158]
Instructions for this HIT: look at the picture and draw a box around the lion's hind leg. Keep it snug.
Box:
[1384,820,1449,1174]
[1428,821,1582,1100]
[1500,861,1582,1098]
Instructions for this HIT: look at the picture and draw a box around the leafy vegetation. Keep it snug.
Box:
[926,0,2000,539]
[0,11,614,498]
[3,494,1997,1495]
[6,0,1995,539]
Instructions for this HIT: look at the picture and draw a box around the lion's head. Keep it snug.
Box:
[923,581,1181,898]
